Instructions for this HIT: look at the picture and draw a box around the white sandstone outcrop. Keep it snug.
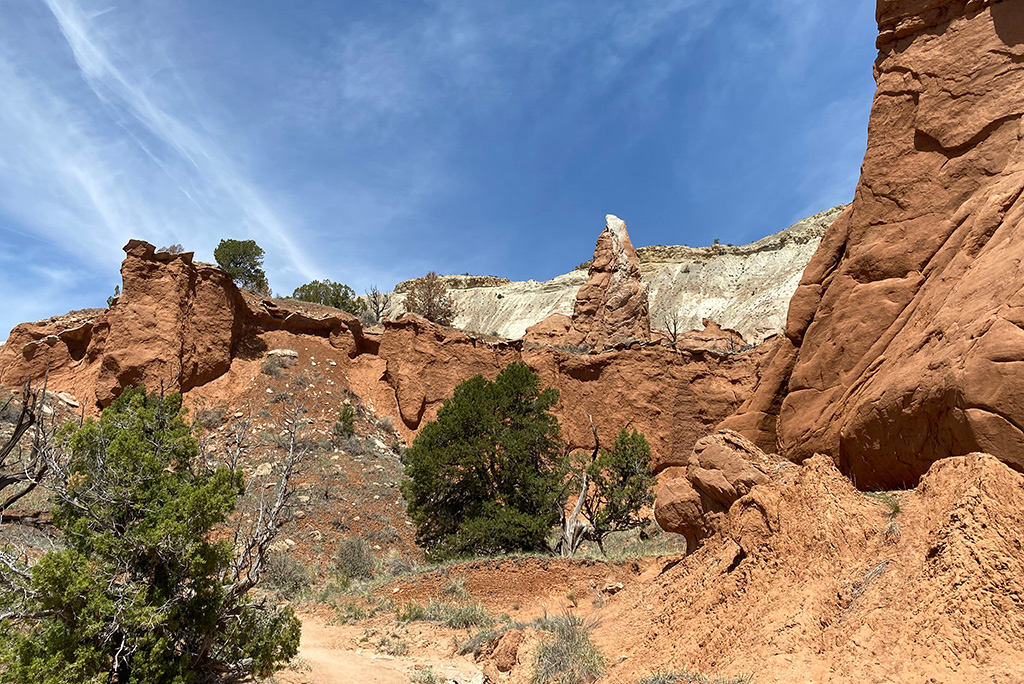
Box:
[388,205,844,344]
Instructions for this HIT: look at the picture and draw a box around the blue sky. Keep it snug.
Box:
[0,0,877,336]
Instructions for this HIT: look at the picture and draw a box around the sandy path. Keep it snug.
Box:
[277,614,483,684]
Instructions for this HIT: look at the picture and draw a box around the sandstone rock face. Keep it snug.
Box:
[653,319,749,352]
[387,207,843,343]
[723,0,1024,488]
[522,313,574,346]
[86,240,247,406]
[0,241,769,463]
[0,240,364,408]
[654,430,776,551]
[378,315,771,460]
[570,214,651,348]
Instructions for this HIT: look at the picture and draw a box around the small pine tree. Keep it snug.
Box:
[401,363,565,560]
[404,271,457,326]
[214,238,270,295]
[582,428,656,553]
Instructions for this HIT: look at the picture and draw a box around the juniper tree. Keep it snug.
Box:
[214,239,270,295]
[401,363,565,560]
[0,386,300,683]
[290,279,365,316]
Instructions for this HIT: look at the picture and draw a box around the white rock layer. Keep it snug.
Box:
[390,206,845,344]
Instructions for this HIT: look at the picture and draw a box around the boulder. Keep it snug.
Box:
[655,430,776,551]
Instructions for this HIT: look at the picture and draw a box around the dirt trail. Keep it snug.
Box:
[278,615,483,684]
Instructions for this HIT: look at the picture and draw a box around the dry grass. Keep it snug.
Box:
[637,672,753,684]
[531,610,604,684]
[397,598,494,629]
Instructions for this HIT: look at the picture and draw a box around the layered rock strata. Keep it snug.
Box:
[389,206,843,343]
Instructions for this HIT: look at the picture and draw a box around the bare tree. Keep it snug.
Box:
[224,401,310,602]
[404,272,457,326]
[664,310,683,348]
[0,382,59,517]
[557,415,599,557]
[365,285,392,324]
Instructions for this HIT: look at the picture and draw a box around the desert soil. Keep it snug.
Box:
[277,613,483,684]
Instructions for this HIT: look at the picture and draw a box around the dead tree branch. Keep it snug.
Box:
[558,415,599,557]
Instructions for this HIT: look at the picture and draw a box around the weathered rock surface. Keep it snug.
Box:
[625,452,1024,683]
[0,242,770,461]
[569,214,651,348]
[387,207,843,343]
[722,0,1024,488]
[654,318,749,352]
[375,315,770,458]
[0,240,365,408]
[653,430,777,550]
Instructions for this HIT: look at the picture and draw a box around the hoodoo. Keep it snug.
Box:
[571,214,652,349]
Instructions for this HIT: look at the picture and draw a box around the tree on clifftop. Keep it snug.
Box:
[290,279,365,316]
[214,238,270,295]
[404,271,457,326]
[401,363,566,560]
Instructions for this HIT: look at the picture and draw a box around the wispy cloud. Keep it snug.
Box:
[0,0,873,336]
[0,0,322,296]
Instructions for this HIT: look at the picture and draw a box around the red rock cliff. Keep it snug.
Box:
[0,241,364,408]
[723,0,1024,488]
[0,240,768,464]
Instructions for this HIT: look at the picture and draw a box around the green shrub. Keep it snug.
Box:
[532,611,604,684]
[335,536,376,580]
[582,428,657,554]
[334,404,356,438]
[290,279,365,315]
[867,491,902,517]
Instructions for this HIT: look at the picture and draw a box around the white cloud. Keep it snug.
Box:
[0,0,323,289]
